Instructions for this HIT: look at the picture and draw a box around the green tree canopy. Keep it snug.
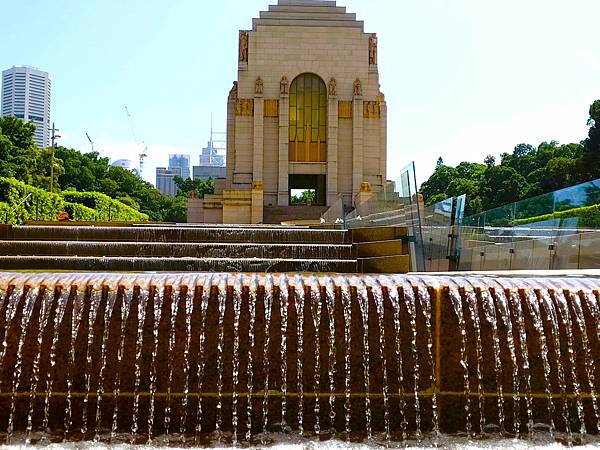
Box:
[420,100,600,216]
[173,176,215,198]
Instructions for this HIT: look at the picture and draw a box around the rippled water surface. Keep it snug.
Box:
[2,433,600,449]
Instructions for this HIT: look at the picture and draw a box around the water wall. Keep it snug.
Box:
[0,272,599,445]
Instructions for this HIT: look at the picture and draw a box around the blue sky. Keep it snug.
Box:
[1,0,599,187]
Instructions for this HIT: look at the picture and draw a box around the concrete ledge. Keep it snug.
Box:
[357,254,410,273]
[349,226,409,243]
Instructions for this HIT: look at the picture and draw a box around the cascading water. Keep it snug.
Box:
[0,272,600,446]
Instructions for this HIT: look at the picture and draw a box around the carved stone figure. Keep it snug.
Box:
[353,78,362,97]
[369,35,378,65]
[255,77,264,95]
[228,81,238,100]
[280,76,288,95]
[242,99,254,116]
[328,77,337,97]
[239,31,249,62]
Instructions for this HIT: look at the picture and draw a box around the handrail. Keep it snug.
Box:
[5,192,33,224]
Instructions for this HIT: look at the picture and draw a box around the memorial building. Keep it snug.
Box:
[189,0,387,224]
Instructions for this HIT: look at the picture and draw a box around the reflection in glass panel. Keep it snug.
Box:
[553,233,580,269]
[579,231,600,269]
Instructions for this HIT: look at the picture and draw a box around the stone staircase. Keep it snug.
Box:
[0,223,412,273]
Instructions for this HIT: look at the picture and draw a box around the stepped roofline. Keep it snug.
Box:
[252,0,364,31]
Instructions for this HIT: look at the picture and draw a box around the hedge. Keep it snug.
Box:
[512,203,600,228]
[0,177,149,224]
[63,202,98,222]
[61,191,148,222]
[0,177,65,224]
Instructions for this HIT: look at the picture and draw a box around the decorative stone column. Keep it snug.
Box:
[352,78,364,203]
[225,82,238,189]
[379,96,387,186]
[253,77,264,183]
[252,77,265,223]
[327,77,339,207]
[277,76,290,206]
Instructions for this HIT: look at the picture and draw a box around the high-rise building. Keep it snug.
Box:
[1,66,51,148]
[168,154,190,179]
[193,130,226,180]
[156,167,181,196]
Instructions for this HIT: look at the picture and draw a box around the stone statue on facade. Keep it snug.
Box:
[239,31,249,62]
[369,35,377,65]
[328,77,337,97]
[229,81,238,100]
[353,78,362,97]
[255,77,264,95]
[280,75,288,95]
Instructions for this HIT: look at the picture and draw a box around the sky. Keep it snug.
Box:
[1,0,599,187]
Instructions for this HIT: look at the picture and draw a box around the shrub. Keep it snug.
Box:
[63,202,98,222]
[512,203,600,228]
[0,177,149,224]
[61,191,148,222]
[0,177,64,224]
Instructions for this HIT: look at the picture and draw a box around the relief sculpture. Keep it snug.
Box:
[328,77,337,97]
[369,35,378,65]
[353,78,362,97]
[239,31,249,62]
[280,76,288,95]
[255,77,263,95]
[363,101,381,119]
[235,98,254,116]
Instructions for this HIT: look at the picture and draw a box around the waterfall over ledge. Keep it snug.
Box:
[0,272,599,446]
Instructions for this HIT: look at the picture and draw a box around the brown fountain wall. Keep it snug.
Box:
[0,273,598,440]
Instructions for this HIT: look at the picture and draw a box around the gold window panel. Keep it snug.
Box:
[288,74,327,162]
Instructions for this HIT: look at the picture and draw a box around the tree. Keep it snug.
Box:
[0,116,36,149]
[484,154,496,167]
[480,165,527,209]
[55,146,110,192]
[0,116,55,189]
[579,100,600,181]
[420,165,458,205]
[173,176,214,198]
[513,143,535,158]
[291,189,316,205]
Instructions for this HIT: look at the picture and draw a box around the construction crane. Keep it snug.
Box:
[85,132,94,152]
[124,106,147,178]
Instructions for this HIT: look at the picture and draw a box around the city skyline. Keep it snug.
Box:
[0,0,598,187]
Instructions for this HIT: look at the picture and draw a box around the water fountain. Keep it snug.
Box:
[1,271,599,447]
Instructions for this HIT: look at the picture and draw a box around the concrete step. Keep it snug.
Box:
[263,206,329,224]
[4,225,348,244]
[354,239,409,258]
[0,255,358,273]
[0,240,353,260]
[253,18,364,29]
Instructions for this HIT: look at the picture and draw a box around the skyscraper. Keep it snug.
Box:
[1,66,51,148]
[168,154,190,179]
[156,167,181,196]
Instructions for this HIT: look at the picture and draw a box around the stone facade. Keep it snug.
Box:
[189,0,387,224]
